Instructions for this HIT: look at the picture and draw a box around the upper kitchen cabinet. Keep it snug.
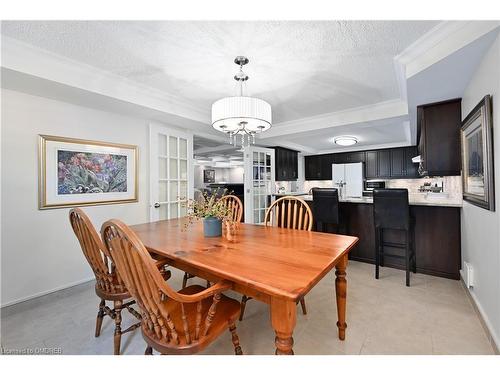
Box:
[274,147,298,181]
[390,147,419,178]
[365,147,419,179]
[305,146,419,180]
[417,99,462,176]
[305,154,334,180]
[332,151,365,164]
[305,155,322,180]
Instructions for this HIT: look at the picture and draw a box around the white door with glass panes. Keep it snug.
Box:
[150,124,193,221]
[243,146,275,224]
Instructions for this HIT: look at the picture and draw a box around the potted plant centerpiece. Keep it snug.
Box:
[183,189,232,237]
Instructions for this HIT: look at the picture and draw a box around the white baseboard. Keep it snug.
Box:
[1,277,94,308]
[460,277,500,354]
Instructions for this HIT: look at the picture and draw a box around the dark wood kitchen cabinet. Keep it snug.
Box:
[274,147,298,181]
[417,98,462,176]
[333,151,365,164]
[390,147,419,178]
[305,155,322,180]
[305,146,419,180]
[365,151,378,179]
[390,148,406,177]
[377,149,391,178]
[305,154,334,180]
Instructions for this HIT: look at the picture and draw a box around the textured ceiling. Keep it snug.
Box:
[1,21,438,123]
[286,117,409,152]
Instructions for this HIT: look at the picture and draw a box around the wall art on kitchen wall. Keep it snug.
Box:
[38,135,138,209]
[461,95,495,211]
[203,169,215,183]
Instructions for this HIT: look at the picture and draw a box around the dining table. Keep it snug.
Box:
[131,218,359,355]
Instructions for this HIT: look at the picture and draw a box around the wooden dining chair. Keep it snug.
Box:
[218,194,243,223]
[239,196,313,321]
[182,195,243,289]
[101,219,243,355]
[69,208,170,355]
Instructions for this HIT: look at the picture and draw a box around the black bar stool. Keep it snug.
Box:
[311,188,342,233]
[373,188,416,286]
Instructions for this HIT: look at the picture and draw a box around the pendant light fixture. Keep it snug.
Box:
[211,56,272,149]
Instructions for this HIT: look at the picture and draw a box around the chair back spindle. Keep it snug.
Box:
[264,196,313,231]
[218,195,243,223]
[69,208,126,294]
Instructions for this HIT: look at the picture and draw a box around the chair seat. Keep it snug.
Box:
[142,285,241,354]
[95,283,131,301]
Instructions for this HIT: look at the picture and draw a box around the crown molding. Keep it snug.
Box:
[1,36,210,123]
[260,99,408,139]
[395,21,500,78]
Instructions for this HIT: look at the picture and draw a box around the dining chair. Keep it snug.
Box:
[69,208,170,355]
[239,196,312,320]
[182,195,243,289]
[101,219,243,355]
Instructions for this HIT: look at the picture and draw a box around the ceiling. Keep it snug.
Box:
[2,21,498,157]
[1,21,437,123]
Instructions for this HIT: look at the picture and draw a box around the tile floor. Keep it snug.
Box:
[0,261,495,355]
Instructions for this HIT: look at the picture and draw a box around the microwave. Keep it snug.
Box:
[364,180,386,191]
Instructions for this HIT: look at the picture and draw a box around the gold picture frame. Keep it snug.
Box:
[39,135,138,209]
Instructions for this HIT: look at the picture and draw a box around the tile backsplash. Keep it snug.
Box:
[303,176,463,202]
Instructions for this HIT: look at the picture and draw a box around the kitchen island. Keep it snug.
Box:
[302,195,461,280]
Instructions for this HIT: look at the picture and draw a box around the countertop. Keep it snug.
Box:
[298,194,462,208]
[271,192,309,197]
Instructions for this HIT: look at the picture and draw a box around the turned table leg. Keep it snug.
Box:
[270,297,297,355]
[335,254,348,341]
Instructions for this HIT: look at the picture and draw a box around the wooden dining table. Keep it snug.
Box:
[131,218,359,355]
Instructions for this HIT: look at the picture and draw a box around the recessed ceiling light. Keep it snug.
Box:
[334,136,358,146]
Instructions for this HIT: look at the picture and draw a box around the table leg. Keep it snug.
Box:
[335,254,348,340]
[270,297,297,355]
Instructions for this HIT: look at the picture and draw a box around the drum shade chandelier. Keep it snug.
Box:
[211,56,272,149]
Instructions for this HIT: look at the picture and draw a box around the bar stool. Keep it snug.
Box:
[311,188,342,233]
[373,188,416,287]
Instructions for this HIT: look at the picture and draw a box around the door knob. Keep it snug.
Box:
[154,202,161,208]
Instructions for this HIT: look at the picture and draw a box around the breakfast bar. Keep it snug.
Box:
[302,195,462,279]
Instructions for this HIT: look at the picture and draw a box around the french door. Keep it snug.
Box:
[149,124,193,221]
[243,146,275,224]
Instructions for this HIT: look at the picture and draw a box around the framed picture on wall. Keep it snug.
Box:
[203,169,215,183]
[38,135,138,209]
[461,95,495,211]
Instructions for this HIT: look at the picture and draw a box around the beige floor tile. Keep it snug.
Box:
[1,261,494,355]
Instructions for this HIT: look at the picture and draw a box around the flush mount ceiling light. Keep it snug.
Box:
[334,136,358,146]
[212,56,272,149]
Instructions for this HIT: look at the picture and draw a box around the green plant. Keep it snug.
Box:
[181,188,233,230]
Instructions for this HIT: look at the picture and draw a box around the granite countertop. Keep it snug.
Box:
[299,194,462,208]
[271,192,309,197]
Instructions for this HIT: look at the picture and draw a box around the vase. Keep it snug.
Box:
[203,217,222,237]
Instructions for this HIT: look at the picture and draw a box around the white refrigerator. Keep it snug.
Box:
[332,162,364,198]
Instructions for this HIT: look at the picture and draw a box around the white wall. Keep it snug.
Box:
[460,32,500,348]
[1,89,152,306]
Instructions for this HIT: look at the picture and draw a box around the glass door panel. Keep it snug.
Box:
[244,146,275,224]
[150,124,193,221]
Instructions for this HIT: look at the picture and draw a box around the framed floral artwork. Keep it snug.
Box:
[461,95,495,211]
[38,135,138,209]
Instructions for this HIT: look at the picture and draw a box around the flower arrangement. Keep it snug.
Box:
[181,188,233,231]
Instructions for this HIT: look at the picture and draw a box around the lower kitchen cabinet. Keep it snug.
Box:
[306,201,461,279]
